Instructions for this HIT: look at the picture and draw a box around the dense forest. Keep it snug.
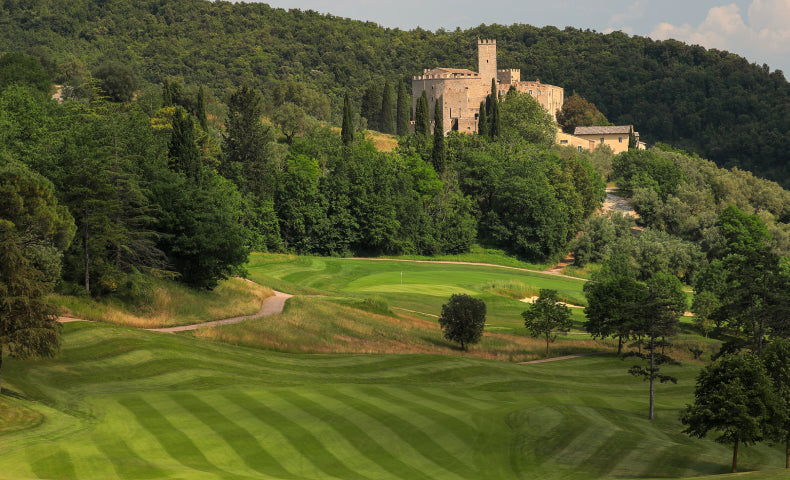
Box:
[0,0,789,185]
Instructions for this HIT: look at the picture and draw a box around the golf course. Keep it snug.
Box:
[1,254,788,479]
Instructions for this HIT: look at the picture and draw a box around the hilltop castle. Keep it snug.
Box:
[412,39,564,134]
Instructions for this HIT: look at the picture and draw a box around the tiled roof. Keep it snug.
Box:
[574,125,632,135]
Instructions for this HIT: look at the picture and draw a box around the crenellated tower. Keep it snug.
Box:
[477,39,497,90]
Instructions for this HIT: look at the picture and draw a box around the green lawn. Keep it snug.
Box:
[3,254,787,479]
[246,254,588,332]
[1,322,788,479]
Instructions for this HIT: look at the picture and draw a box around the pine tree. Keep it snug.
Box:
[396,80,410,135]
[431,98,446,173]
[341,92,354,145]
[380,81,394,134]
[477,100,488,136]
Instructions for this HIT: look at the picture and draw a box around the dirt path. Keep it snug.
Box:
[58,290,293,333]
[341,258,587,281]
[518,352,604,364]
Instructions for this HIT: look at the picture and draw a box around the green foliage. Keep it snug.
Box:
[396,80,410,136]
[612,149,685,200]
[556,94,610,134]
[341,91,354,145]
[0,158,73,392]
[681,353,778,472]
[415,91,429,137]
[477,100,488,136]
[168,107,201,180]
[0,52,51,95]
[360,82,381,131]
[431,97,446,172]
[93,60,139,102]
[438,293,486,350]
[498,90,555,145]
[762,339,790,469]
[379,81,394,134]
[521,288,572,356]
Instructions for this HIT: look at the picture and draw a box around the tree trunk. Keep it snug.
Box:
[546,334,550,357]
[0,350,3,394]
[786,437,789,469]
[617,336,623,355]
[732,437,739,473]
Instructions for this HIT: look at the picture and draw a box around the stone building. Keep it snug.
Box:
[573,126,643,154]
[412,39,563,134]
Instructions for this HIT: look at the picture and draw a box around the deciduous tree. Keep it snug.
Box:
[439,294,486,351]
[681,353,777,473]
[522,289,573,357]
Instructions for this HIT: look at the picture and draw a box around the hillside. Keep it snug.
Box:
[1,0,789,184]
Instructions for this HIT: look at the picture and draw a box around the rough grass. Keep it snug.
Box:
[52,277,272,328]
[0,322,786,480]
[364,129,399,152]
[192,296,602,362]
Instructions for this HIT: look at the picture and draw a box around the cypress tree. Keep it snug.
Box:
[196,85,208,131]
[360,83,381,131]
[341,92,354,145]
[415,91,429,137]
[380,81,394,134]
[477,100,488,136]
[431,98,446,173]
[490,94,501,138]
[396,80,410,136]
[169,107,201,181]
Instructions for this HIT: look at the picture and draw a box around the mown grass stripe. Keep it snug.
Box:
[93,434,168,480]
[322,388,475,479]
[270,389,435,480]
[28,447,77,480]
[116,396,245,479]
[358,386,480,455]
[404,385,491,415]
[169,392,302,479]
[221,390,369,480]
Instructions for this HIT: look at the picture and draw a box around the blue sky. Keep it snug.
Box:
[245,0,790,74]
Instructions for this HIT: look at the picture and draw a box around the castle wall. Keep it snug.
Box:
[411,39,564,134]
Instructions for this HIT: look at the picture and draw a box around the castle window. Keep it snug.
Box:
[619,137,623,143]
[578,146,583,152]
[600,138,605,144]
[529,90,533,95]
[560,140,568,144]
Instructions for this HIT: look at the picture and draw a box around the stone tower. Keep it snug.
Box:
[478,39,497,90]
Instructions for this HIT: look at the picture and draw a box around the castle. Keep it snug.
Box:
[412,39,564,134]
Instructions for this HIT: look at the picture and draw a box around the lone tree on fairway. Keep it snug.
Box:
[680,353,777,473]
[522,289,572,357]
[439,294,486,351]
[626,273,685,420]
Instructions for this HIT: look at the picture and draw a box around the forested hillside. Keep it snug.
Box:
[1,0,789,185]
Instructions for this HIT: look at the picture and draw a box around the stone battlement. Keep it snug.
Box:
[478,38,496,45]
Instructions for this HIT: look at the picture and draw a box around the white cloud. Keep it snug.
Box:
[650,1,790,71]
[608,0,646,28]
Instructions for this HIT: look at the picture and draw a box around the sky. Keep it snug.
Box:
[245,0,790,74]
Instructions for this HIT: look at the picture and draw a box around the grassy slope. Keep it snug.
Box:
[245,253,587,333]
[52,277,273,328]
[1,322,788,480]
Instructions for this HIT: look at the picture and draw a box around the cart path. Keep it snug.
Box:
[58,289,293,333]
[518,352,605,364]
[341,257,587,281]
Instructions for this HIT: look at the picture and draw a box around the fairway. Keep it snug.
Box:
[3,255,790,479]
[2,322,789,480]
[245,254,588,331]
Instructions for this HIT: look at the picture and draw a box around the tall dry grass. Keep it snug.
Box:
[54,278,272,328]
[193,296,615,362]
